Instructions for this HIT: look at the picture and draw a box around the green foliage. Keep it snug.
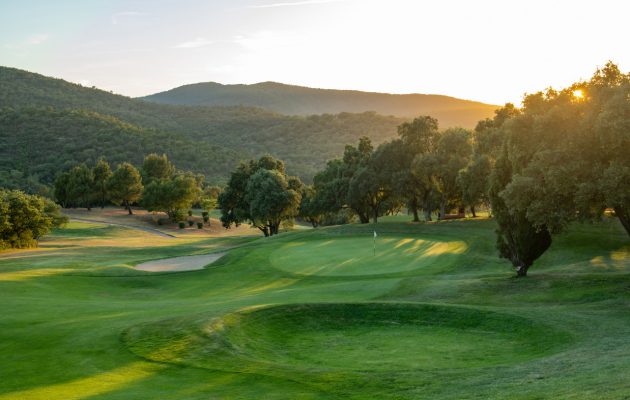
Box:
[457,154,491,216]
[431,128,472,216]
[0,67,417,188]
[66,163,95,210]
[219,155,301,236]
[53,172,71,207]
[198,185,222,211]
[497,62,630,238]
[488,151,552,276]
[107,162,143,214]
[141,173,200,221]
[298,185,323,227]
[245,169,301,235]
[92,158,112,209]
[0,189,67,249]
[0,107,238,191]
[141,153,175,184]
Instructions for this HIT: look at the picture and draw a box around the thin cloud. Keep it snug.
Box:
[4,34,50,48]
[27,34,49,45]
[111,11,144,25]
[249,0,343,9]
[174,37,215,49]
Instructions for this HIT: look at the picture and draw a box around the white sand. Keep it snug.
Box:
[134,253,225,272]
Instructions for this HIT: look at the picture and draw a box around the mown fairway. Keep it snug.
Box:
[1,217,630,399]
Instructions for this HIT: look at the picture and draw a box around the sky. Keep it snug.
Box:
[0,0,628,105]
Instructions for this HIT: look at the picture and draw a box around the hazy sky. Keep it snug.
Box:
[1,0,628,105]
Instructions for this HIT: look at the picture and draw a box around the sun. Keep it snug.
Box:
[573,89,585,99]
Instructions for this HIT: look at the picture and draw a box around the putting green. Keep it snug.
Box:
[123,303,570,373]
[270,237,468,276]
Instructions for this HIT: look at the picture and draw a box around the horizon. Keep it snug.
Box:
[1,0,629,105]
[2,64,500,105]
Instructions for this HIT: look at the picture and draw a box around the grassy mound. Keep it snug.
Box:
[123,303,571,373]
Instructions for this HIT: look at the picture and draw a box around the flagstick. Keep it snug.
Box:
[373,228,376,256]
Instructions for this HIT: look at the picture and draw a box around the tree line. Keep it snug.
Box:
[218,62,629,277]
[54,154,221,222]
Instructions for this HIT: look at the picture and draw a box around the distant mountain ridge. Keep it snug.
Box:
[141,81,498,128]
[0,66,403,189]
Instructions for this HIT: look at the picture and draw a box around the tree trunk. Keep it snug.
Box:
[615,207,630,237]
[412,207,420,222]
[125,200,133,215]
[272,222,279,235]
[373,207,378,224]
[358,212,370,224]
[471,205,477,218]
[438,199,446,220]
[258,226,269,237]
[410,198,420,222]
[516,264,529,277]
[424,209,432,222]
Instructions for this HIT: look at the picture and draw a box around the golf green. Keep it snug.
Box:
[270,237,467,276]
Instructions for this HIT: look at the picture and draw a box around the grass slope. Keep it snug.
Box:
[0,217,629,399]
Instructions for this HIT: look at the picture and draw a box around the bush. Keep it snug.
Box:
[178,221,186,229]
[202,211,209,217]
[0,189,67,249]
[188,210,193,216]
[188,220,194,227]
[203,215,209,223]
[197,222,203,229]
[169,209,186,223]
[320,209,356,226]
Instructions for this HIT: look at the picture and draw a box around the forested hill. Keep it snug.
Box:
[0,108,240,193]
[0,66,406,191]
[141,81,498,128]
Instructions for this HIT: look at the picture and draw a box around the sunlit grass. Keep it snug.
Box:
[1,218,629,399]
[0,362,162,400]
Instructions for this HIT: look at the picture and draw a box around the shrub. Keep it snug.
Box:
[178,221,185,229]
[197,222,203,229]
[188,220,194,227]
[0,189,67,249]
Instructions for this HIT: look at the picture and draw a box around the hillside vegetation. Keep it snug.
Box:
[0,66,408,188]
[142,81,498,127]
[0,108,238,192]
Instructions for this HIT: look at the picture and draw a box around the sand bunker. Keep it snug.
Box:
[135,253,225,272]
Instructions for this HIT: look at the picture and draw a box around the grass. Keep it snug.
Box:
[0,216,629,399]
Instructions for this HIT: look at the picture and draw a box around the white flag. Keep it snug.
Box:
[374,231,377,238]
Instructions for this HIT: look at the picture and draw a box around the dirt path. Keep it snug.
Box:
[69,217,176,238]
[134,253,225,272]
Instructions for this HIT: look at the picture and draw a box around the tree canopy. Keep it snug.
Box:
[219,155,302,236]
[0,189,67,249]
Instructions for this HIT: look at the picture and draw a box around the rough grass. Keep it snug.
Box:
[0,216,629,399]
